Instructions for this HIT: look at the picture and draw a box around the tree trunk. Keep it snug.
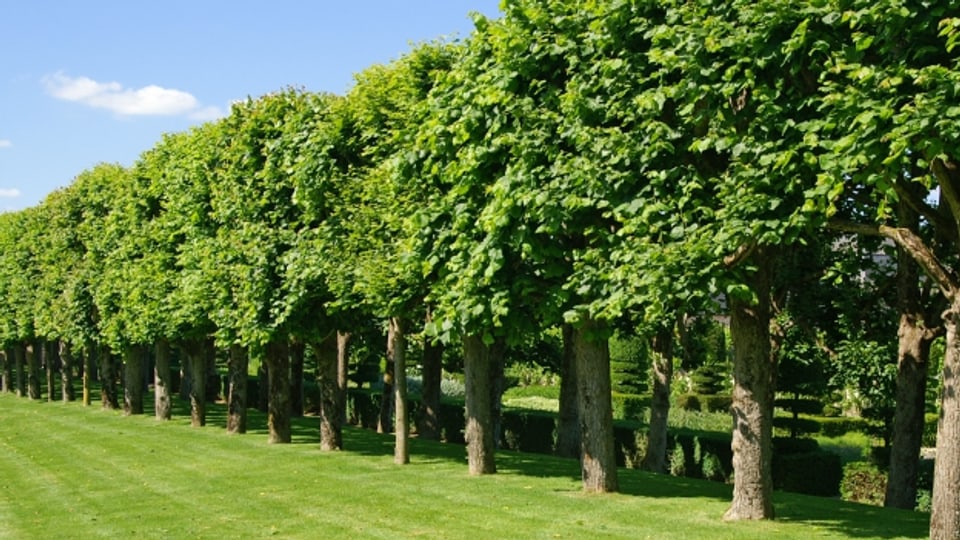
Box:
[931,305,960,539]
[257,355,269,413]
[14,344,26,397]
[60,342,74,402]
[265,339,291,443]
[226,344,248,434]
[99,346,119,410]
[555,324,581,459]
[724,253,775,521]
[1,348,12,393]
[27,342,41,400]
[44,341,58,402]
[290,340,305,417]
[154,339,172,421]
[317,332,341,451]
[183,340,206,427]
[644,325,674,474]
[390,317,410,464]
[337,332,350,425]
[463,334,501,475]
[378,330,395,434]
[122,345,145,415]
[418,331,443,441]
[573,318,619,493]
[82,342,94,406]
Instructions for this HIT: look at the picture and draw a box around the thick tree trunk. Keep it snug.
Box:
[378,331,395,434]
[555,324,581,459]
[226,344,248,434]
[931,306,960,539]
[60,342,74,402]
[154,339,172,421]
[418,332,443,441]
[317,332,341,451]
[99,347,119,410]
[44,341,58,402]
[644,326,674,474]
[14,344,26,397]
[336,332,350,425]
[290,340,305,417]
[122,345,145,415]
[573,319,619,493]
[463,334,501,475]
[265,339,291,444]
[724,254,775,521]
[1,348,12,393]
[27,342,41,400]
[183,340,207,427]
[82,342,94,406]
[390,318,410,464]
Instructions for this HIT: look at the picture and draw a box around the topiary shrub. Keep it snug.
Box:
[817,416,871,437]
[676,394,701,412]
[700,395,732,413]
[611,393,649,420]
[840,461,887,506]
[773,450,842,496]
[690,364,727,395]
[501,410,556,454]
[609,333,649,395]
[773,416,821,437]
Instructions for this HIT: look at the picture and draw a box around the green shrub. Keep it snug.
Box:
[817,416,870,437]
[840,462,886,506]
[773,450,842,496]
[609,333,649,395]
[690,364,727,395]
[503,384,560,400]
[773,416,821,437]
[501,411,556,454]
[676,394,701,412]
[611,393,649,420]
[773,436,819,455]
[700,395,732,413]
[922,413,938,447]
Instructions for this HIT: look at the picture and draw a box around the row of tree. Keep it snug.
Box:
[2,1,960,536]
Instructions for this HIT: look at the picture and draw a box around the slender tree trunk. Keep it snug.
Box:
[724,253,775,521]
[378,329,395,434]
[183,340,206,427]
[463,334,500,475]
[644,325,674,474]
[555,324,581,459]
[60,342,74,402]
[336,332,350,425]
[931,305,960,539]
[99,347,119,410]
[123,345,145,415]
[14,344,26,397]
[44,341,58,402]
[290,340,305,417]
[226,344,248,434]
[266,339,291,444]
[317,332,341,450]
[573,318,618,493]
[418,331,443,441]
[154,339,172,421]
[390,317,410,464]
[82,342,94,406]
[27,342,41,400]
[1,348,12,393]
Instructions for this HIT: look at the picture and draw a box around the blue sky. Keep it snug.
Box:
[0,1,502,211]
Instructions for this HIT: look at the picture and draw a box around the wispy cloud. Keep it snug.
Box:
[0,188,22,198]
[0,139,11,148]
[43,72,224,119]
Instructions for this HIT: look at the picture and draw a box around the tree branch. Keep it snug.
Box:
[827,219,958,300]
[892,178,955,241]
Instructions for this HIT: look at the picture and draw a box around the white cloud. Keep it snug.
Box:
[0,139,11,148]
[0,188,22,198]
[43,72,214,118]
[189,105,226,121]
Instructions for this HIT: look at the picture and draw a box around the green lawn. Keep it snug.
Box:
[0,393,927,539]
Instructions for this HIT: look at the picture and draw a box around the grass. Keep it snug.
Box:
[0,392,928,540]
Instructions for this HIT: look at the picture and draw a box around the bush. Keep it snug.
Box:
[611,393,649,420]
[773,450,842,496]
[773,416,821,437]
[609,333,649,395]
[676,394,701,412]
[922,413,938,447]
[501,411,556,454]
[700,395,732,413]
[840,462,886,506]
[817,416,870,437]
[503,384,560,400]
[773,436,820,455]
[690,364,727,395]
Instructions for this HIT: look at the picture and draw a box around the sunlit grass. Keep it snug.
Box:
[0,393,927,539]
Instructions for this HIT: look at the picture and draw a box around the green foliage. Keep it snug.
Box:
[690,364,728,395]
[774,450,843,497]
[611,393,650,421]
[609,332,649,395]
[840,462,887,507]
[830,338,898,444]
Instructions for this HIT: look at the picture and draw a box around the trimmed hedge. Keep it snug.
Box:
[611,393,649,421]
[676,394,731,413]
[840,462,886,506]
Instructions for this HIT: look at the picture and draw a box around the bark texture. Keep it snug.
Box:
[122,345,145,415]
[418,332,443,441]
[643,326,674,474]
[336,332,350,425]
[463,334,499,475]
[931,306,960,539]
[724,254,775,521]
[265,339,291,444]
[154,340,172,421]
[317,333,342,451]
[390,318,410,464]
[555,324,581,459]
[183,340,207,427]
[226,344,248,433]
[82,342,94,406]
[60,342,75,402]
[99,347,119,410]
[573,319,618,493]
